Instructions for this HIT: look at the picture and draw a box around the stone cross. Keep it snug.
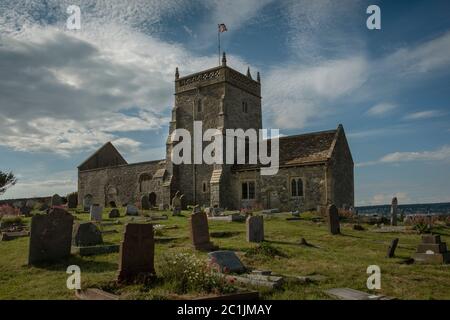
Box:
[189,211,216,251]
[327,204,340,235]
[246,215,264,242]
[390,197,398,226]
[28,208,74,265]
[117,223,155,283]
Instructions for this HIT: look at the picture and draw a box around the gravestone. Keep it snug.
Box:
[50,194,62,207]
[390,197,398,226]
[28,208,74,265]
[413,234,450,264]
[189,212,216,251]
[117,223,155,283]
[386,238,399,258]
[67,193,78,209]
[141,195,150,210]
[246,215,264,243]
[72,222,103,247]
[171,191,183,216]
[109,209,120,218]
[109,201,117,208]
[83,195,93,212]
[192,205,202,214]
[126,204,139,216]
[327,204,340,235]
[90,204,103,222]
[208,251,246,273]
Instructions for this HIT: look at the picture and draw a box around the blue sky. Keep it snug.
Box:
[0,0,449,205]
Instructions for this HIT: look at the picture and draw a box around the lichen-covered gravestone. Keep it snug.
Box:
[246,215,264,242]
[83,194,93,212]
[28,208,74,265]
[90,204,103,222]
[190,211,216,251]
[72,222,103,247]
[141,195,150,210]
[327,204,340,235]
[50,194,62,207]
[117,223,155,283]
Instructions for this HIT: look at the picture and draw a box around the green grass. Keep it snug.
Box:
[0,208,449,300]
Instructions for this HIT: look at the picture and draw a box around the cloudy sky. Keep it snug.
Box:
[1,0,450,206]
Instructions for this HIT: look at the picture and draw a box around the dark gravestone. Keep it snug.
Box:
[327,204,340,235]
[246,215,264,242]
[50,194,62,207]
[109,209,120,218]
[208,251,246,273]
[28,208,74,265]
[72,222,103,247]
[67,193,78,209]
[126,204,139,216]
[386,238,399,258]
[189,212,216,251]
[141,195,150,210]
[117,223,155,283]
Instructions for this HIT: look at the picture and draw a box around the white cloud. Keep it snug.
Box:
[367,103,397,116]
[403,110,443,120]
[357,145,450,167]
[368,192,411,206]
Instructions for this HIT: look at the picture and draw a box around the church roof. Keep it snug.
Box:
[77,141,127,171]
[233,124,346,171]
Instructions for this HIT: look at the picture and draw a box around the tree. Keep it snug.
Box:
[0,171,17,195]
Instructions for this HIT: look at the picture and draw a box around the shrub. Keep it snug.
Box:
[159,253,235,295]
[413,223,432,234]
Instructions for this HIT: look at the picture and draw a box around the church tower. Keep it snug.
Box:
[166,53,262,208]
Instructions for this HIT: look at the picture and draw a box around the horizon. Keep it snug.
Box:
[1,0,450,206]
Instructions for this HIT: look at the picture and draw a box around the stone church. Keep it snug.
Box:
[78,53,354,212]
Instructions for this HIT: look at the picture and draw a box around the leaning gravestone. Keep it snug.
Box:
[117,223,155,283]
[72,222,103,247]
[327,204,340,235]
[90,204,103,222]
[126,204,139,216]
[50,194,62,207]
[246,215,264,243]
[67,193,78,209]
[109,209,120,218]
[141,195,150,210]
[390,197,398,226]
[386,238,399,258]
[28,208,74,265]
[208,251,246,273]
[83,195,93,212]
[190,211,216,251]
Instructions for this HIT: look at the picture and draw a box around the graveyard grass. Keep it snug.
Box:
[1,209,450,300]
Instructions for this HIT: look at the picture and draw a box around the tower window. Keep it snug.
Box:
[202,182,207,193]
[291,178,304,197]
[197,100,202,113]
[242,181,255,200]
[242,101,248,113]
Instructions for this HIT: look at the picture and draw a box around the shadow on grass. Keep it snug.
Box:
[26,255,117,272]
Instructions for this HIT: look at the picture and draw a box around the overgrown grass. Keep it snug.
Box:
[0,207,449,299]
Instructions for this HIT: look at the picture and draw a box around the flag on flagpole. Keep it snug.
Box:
[218,23,228,33]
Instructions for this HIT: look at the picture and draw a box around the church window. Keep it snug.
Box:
[242,101,248,113]
[291,178,304,197]
[242,181,255,200]
[197,100,202,113]
[202,182,207,193]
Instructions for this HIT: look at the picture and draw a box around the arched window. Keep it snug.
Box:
[291,178,303,197]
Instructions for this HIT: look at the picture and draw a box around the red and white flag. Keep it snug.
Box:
[218,23,227,33]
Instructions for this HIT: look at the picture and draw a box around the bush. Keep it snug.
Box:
[413,223,432,234]
[159,253,235,295]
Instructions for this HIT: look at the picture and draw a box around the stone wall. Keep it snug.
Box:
[78,160,165,207]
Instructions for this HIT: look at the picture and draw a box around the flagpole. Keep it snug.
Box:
[218,25,221,66]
